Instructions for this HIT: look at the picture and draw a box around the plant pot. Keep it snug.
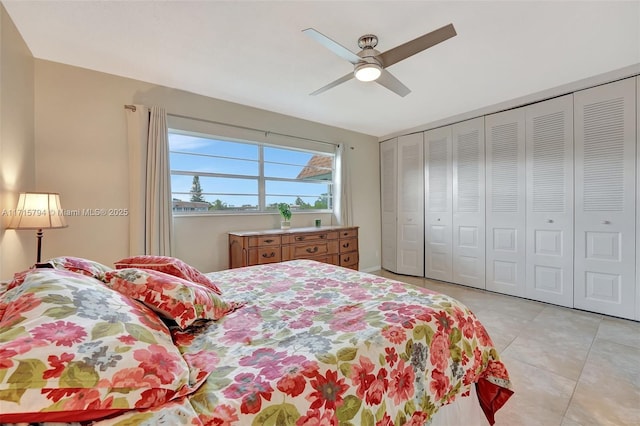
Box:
[280,220,291,230]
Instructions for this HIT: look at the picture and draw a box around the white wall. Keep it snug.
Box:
[0,4,36,280]
[32,60,381,274]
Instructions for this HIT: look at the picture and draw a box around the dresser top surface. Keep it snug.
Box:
[229,225,358,237]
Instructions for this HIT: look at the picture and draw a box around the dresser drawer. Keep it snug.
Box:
[248,247,282,264]
[248,235,281,247]
[338,228,358,239]
[308,254,339,265]
[340,252,359,269]
[283,240,339,259]
[283,231,338,244]
[339,237,358,254]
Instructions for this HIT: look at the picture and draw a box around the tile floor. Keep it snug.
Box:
[375,270,640,426]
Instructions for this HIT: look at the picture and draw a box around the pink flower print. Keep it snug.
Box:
[296,408,338,426]
[381,325,406,344]
[350,356,376,399]
[31,321,87,347]
[328,305,366,332]
[430,332,450,372]
[388,359,415,405]
[133,344,184,384]
[430,369,450,401]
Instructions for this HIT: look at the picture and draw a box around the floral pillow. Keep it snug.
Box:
[114,255,222,294]
[5,257,114,292]
[104,268,243,329]
[48,256,113,280]
[0,269,192,423]
[5,267,35,291]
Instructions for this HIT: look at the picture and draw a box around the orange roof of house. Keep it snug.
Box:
[297,155,333,179]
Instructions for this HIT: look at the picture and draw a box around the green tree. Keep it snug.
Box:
[190,176,205,202]
[295,197,312,209]
[314,193,329,209]
[209,199,228,210]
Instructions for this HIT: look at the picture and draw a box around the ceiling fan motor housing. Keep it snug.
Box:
[358,34,378,49]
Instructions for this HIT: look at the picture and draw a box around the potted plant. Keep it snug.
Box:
[278,203,292,229]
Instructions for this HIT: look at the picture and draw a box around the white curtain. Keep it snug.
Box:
[335,143,353,226]
[125,105,173,256]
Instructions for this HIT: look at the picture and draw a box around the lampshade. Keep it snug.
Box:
[354,62,382,82]
[8,192,68,230]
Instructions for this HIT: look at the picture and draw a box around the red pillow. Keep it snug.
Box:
[104,268,242,329]
[114,255,222,294]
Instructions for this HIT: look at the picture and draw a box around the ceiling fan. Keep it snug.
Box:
[303,23,456,97]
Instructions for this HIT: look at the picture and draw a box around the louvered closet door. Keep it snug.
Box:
[575,77,636,319]
[637,76,640,321]
[397,133,425,276]
[525,95,574,307]
[424,127,453,281]
[485,109,527,297]
[452,117,485,288]
[380,139,398,273]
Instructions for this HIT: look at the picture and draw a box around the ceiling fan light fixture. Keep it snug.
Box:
[354,62,382,82]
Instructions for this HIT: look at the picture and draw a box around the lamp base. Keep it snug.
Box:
[35,262,54,269]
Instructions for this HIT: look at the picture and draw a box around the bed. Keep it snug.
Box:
[0,256,513,425]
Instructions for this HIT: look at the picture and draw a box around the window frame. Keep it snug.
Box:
[168,129,337,216]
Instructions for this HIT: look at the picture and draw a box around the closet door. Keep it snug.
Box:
[485,109,527,296]
[525,95,574,307]
[452,117,485,288]
[380,139,397,273]
[397,133,424,276]
[424,127,453,281]
[637,76,640,321]
[575,77,636,319]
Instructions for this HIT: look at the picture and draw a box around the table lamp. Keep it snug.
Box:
[7,192,67,267]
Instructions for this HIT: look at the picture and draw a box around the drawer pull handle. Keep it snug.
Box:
[296,236,305,241]
[264,239,274,243]
[320,235,326,239]
[306,247,319,254]
[343,232,348,236]
[262,252,275,258]
[344,256,350,262]
[342,243,350,248]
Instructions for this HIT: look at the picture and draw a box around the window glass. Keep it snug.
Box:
[169,131,335,214]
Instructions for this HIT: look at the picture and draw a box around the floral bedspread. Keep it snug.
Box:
[174,260,513,425]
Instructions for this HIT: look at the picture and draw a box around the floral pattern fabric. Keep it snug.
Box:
[114,255,222,294]
[103,268,243,329]
[174,260,512,425]
[0,260,513,425]
[0,269,193,423]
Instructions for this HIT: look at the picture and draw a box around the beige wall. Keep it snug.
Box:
[32,60,381,274]
[0,4,35,280]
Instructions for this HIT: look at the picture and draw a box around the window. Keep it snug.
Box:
[169,131,336,214]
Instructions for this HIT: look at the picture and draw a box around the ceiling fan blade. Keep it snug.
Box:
[378,23,457,68]
[376,69,411,97]
[303,28,361,65]
[310,72,355,96]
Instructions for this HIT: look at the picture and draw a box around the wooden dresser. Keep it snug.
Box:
[229,226,359,270]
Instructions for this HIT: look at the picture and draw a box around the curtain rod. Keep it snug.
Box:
[124,104,339,147]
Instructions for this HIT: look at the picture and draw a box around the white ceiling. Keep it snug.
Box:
[3,1,639,138]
